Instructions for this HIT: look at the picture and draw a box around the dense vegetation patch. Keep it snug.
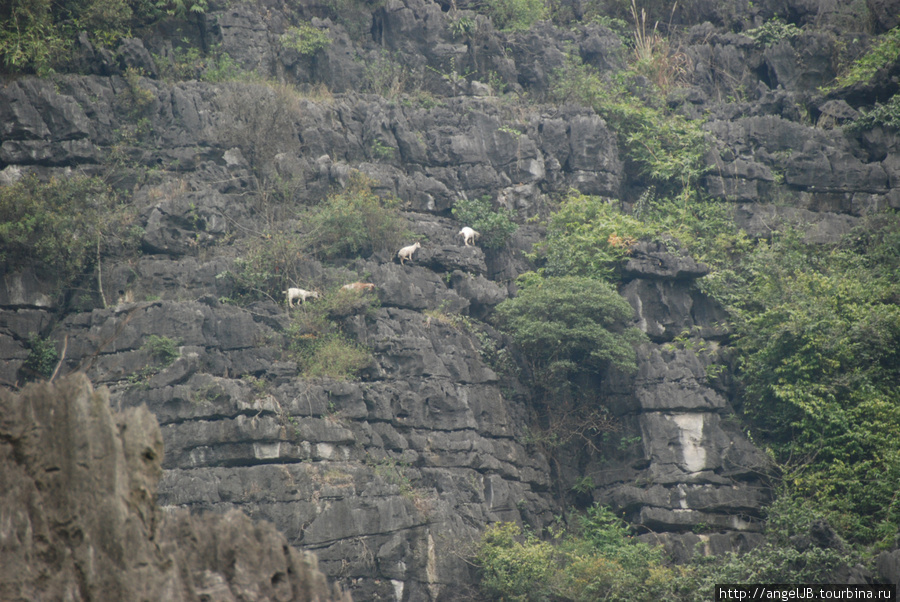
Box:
[824,26,900,92]
[551,56,708,200]
[721,217,900,544]
[303,172,410,260]
[0,0,207,75]
[285,287,378,379]
[476,499,852,601]
[0,174,139,298]
[493,274,646,386]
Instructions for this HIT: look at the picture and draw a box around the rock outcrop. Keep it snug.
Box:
[0,374,348,602]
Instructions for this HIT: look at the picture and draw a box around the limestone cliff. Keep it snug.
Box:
[1,0,899,597]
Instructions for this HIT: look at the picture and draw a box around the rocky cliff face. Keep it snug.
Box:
[2,0,899,598]
[0,374,349,601]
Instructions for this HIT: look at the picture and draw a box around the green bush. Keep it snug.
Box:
[480,0,547,31]
[476,500,854,601]
[22,334,59,381]
[743,18,802,47]
[303,172,409,259]
[142,335,180,367]
[0,174,134,292]
[494,275,646,380]
[451,195,518,250]
[551,57,709,198]
[219,229,307,304]
[846,93,900,132]
[290,332,372,379]
[475,522,560,601]
[281,23,331,56]
[0,0,206,75]
[535,192,651,280]
[476,507,679,602]
[824,26,900,91]
[725,218,900,543]
[284,286,377,380]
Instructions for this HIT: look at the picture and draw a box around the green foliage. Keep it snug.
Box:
[22,334,59,381]
[0,174,133,291]
[0,0,69,74]
[0,0,205,75]
[743,18,802,47]
[219,230,307,304]
[475,508,678,602]
[303,172,409,260]
[280,23,332,56]
[451,195,518,249]
[449,16,476,39]
[290,332,371,379]
[494,275,646,380]
[285,287,376,380]
[480,0,547,31]
[475,522,560,601]
[154,0,207,17]
[824,26,900,91]
[535,192,651,280]
[551,57,709,198]
[846,93,900,132]
[476,500,855,601]
[154,44,243,82]
[142,335,180,367]
[724,217,900,543]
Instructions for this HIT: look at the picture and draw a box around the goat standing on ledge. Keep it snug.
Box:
[285,287,320,307]
[397,242,421,265]
[458,226,480,246]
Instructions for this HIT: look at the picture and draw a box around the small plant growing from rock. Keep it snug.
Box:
[143,335,180,367]
[280,23,332,57]
[21,335,59,382]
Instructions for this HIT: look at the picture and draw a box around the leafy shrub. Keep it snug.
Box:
[475,522,559,601]
[142,335,180,367]
[154,0,208,18]
[154,44,242,82]
[451,195,518,250]
[290,332,372,379]
[476,500,853,601]
[726,219,900,543]
[551,57,708,198]
[219,230,307,304]
[0,0,206,75]
[21,334,59,381]
[824,26,900,91]
[303,172,409,259]
[0,174,135,292]
[283,286,377,379]
[476,507,677,602]
[493,275,646,380]
[846,93,900,132]
[535,192,651,280]
[743,18,802,47]
[480,0,547,31]
[281,23,331,56]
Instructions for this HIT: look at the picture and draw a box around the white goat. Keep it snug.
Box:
[458,226,481,246]
[285,287,320,307]
[341,282,377,293]
[397,242,421,265]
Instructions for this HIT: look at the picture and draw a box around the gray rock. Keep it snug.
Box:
[0,375,348,601]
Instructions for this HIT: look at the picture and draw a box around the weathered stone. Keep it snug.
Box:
[0,375,348,601]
